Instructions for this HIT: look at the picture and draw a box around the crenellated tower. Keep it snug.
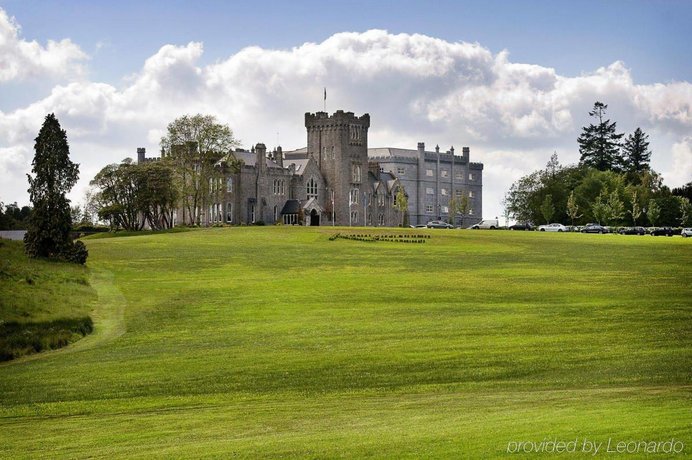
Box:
[305,110,370,225]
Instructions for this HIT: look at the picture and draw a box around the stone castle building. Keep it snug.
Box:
[138,110,483,227]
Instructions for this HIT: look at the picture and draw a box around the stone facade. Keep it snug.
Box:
[138,110,483,227]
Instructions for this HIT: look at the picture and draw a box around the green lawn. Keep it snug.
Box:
[1,228,690,458]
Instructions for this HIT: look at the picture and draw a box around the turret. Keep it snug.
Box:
[137,147,146,164]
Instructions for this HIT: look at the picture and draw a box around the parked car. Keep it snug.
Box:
[469,219,499,229]
[682,228,692,238]
[618,226,646,235]
[581,223,609,234]
[649,227,674,236]
[508,222,533,231]
[426,220,454,229]
[538,223,567,232]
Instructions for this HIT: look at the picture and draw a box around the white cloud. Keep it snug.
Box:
[0,8,88,82]
[1,27,691,220]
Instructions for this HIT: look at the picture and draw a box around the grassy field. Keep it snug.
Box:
[0,227,690,458]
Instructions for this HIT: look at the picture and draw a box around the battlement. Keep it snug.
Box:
[305,110,370,128]
[470,162,484,170]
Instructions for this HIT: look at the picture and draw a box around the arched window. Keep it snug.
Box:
[226,177,233,192]
[352,164,361,183]
[306,177,318,198]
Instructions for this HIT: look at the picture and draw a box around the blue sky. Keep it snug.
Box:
[1,0,691,220]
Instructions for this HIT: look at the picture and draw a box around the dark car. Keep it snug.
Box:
[581,223,609,234]
[426,220,454,229]
[649,227,674,236]
[508,223,533,231]
[618,226,646,235]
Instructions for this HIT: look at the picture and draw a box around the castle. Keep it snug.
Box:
[138,110,483,227]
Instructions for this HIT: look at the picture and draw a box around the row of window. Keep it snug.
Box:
[273,179,286,195]
[425,188,475,198]
[424,204,474,215]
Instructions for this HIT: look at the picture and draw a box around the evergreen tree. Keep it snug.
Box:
[24,114,85,263]
[621,127,651,173]
[577,102,624,171]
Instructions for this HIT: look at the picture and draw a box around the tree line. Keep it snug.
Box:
[504,102,692,227]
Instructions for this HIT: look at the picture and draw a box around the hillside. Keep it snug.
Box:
[0,239,96,361]
[0,227,690,457]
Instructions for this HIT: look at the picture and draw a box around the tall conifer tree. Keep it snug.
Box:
[577,102,624,171]
[25,114,80,259]
[621,127,651,172]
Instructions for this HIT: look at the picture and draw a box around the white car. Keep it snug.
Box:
[682,228,692,238]
[538,223,567,232]
[469,219,499,229]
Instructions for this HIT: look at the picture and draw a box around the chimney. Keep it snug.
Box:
[137,147,146,164]
[255,143,267,173]
[417,142,425,155]
[276,146,283,168]
[462,147,470,158]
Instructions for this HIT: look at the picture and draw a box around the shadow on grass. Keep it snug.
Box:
[0,317,93,361]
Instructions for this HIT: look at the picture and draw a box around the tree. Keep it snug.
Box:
[24,113,86,264]
[627,188,643,226]
[676,196,692,227]
[591,191,609,225]
[160,114,238,225]
[540,194,554,224]
[672,182,692,201]
[621,128,651,173]
[566,190,582,226]
[449,192,470,226]
[577,102,624,171]
[90,161,143,231]
[393,186,408,227]
[646,199,660,227]
[605,190,625,225]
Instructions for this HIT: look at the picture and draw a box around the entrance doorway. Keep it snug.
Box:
[310,209,320,226]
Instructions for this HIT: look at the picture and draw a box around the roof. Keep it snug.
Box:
[286,158,311,175]
[283,147,308,159]
[280,200,300,214]
[368,147,419,159]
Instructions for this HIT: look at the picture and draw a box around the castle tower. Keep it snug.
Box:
[305,110,370,226]
[137,147,146,164]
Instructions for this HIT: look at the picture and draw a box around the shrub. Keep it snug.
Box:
[62,240,88,265]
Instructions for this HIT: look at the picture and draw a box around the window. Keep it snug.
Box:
[378,213,384,226]
[350,188,359,205]
[307,177,318,198]
[426,187,434,195]
[273,179,285,195]
[442,206,449,213]
[455,172,463,180]
[250,204,256,223]
[273,205,278,222]
[469,191,474,198]
[426,169,434,177]
[226,177,233,192]
[441,170,449,178]
[441,188,448,196]
[469,208,474,215]
[426,205,434,213]
[350,210,358,223]
[226,203,233,223]
[377,194,385,206]
[352,164,361,183]
[455,189,464,198]
[469,173,475,181]
[397,167,405,175]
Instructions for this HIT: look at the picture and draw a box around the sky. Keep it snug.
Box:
[1,0,691,222]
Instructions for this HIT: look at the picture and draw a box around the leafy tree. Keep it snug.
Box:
[626,188,643,225]
[160,114,238,225]
[672,182,692,201]
[591,191,609,225]
[137,162,178,230]
[503,171,542,224]
[676,196,692,227]
[540,194,555,224]
[90,161,143,231]
[393,186,408,227]
[577,102,624,171]
[646,199,660,227]
[24,114,86,263]
[449,192,470,226]
[606,190,625,225]
[566,190,582,226]
[621,127,651,173]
